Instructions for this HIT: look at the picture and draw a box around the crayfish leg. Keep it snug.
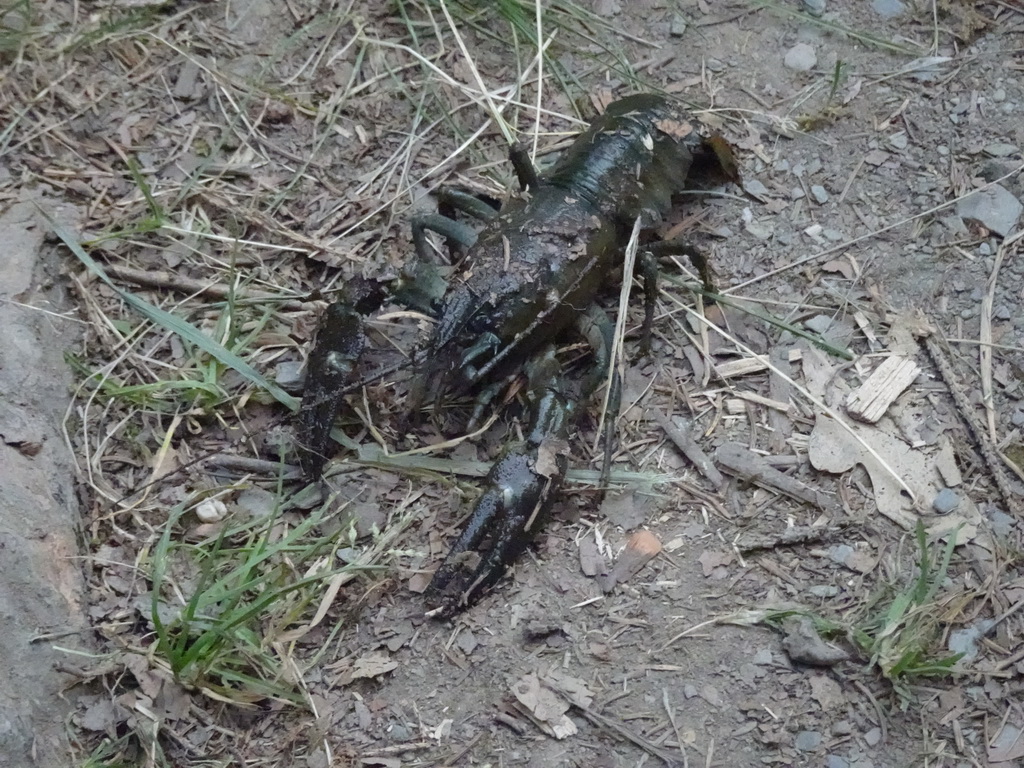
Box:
[296,300,366,480]
[648,239,717,299]
[576,306,622,489]
[509,143,541,192]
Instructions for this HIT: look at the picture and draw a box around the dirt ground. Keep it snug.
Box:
[3,0,1024,766]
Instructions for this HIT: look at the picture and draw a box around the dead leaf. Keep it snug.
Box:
[698,550,732,577]
[339,652,398,685]
[578,536,607,577]
[510,673,577,739]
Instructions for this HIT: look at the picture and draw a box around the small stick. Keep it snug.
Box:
[653,410,725,488]
[715,441,838,514]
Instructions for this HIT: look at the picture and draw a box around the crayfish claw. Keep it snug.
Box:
[424,350,571,617]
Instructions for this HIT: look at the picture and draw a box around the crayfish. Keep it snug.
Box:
[298,94,739,617]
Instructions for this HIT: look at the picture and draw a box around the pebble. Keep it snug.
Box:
[872,0,906,17]
[1012,409,1024,428]
[992,88,1006,102]
[810,184,829,204]
[826,756,851,768]
[864,727,883,747]
[791,187,806,200]
[979,241,993,256]
[933,488,960,514]
[195,499,227,523]
[955,184,1023,237]
[784,43,817,72]
[670,13,688,36]
[888,132,908,150]
[744,178,771,201]
[795,731,822,751]
[802,0,826,15]
[706,58,725,73]
[832,720,854,736]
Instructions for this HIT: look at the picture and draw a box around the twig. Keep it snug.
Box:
[715,441,839,513]
[101,264,310,309]
[920,328,1024,517]
[653,409,725,488]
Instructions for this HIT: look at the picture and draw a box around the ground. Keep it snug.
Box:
[2,0,1024,766]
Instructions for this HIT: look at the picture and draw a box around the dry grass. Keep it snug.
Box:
[3,1,1021,766]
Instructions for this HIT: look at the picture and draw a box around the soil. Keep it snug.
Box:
[2,1,1024,767]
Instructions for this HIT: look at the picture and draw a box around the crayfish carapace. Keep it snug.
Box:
[298,94,740,617]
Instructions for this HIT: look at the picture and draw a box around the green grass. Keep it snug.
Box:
[850,522,964,703]
[149,490,366,705]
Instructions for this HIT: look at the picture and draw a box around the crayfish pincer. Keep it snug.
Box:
[297,93,740,617]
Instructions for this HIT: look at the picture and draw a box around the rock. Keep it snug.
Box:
[932,488,960,514]
[810,185,829,204]
[802,0,826,16]
[795,730,822,751]
[782,616,850,667]
[275,360,305,391]
[888,132,908,150]
[805,315,834,335]
[872,0,906,18]
[956,184,1022,237]
[784,43,817,72]
[827,756,851,768]
[984,142,1019,158]
[864,727,883,747]
[670,14,688,36]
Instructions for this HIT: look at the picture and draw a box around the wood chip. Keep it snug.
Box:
[597,530,662,592]
[714,348,802,378]
[845,355,921,423]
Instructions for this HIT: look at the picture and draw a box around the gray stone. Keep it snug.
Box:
[889,132,909,150]
[791,187,806,200]
[670,13,688,36]
[933,488,960,514]
[795,730,822,751]
[956,184,1022,237]
[805,314,834,334]
[275,359,305,390]
[784,43,817,72]
[811,184,829,204]
[829,544,854,564]
[865,727,883,746]
[827,756,851,768]
[984,142,1019,158]
[987,507,1016,539]
[872,0,906,17]
[803,0,826,15]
